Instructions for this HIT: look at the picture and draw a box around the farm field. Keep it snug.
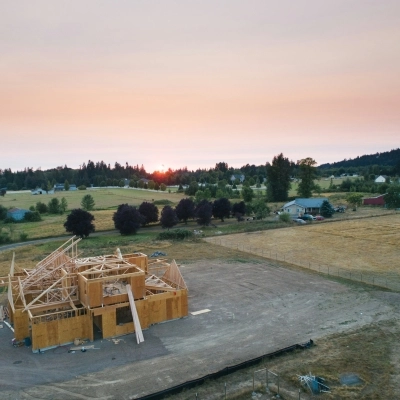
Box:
[0,187,184,211]
[205,213,400,290]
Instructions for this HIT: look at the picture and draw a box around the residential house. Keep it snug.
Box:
[230,174,245,183]
[6,208,30,221]
[374,175,388,183]
[282,198,328,217]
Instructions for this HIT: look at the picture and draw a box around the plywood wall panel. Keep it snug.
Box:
[101,310,116,338]
[88,281,102,308]
[13,309,30,341]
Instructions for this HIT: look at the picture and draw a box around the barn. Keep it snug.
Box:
[363,194,386,206]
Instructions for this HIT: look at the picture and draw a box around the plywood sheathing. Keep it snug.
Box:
[7,237,188,351]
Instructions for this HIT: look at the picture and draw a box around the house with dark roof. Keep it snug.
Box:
[282,198,328,216]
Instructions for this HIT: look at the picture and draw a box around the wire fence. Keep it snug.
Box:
[206,238,400,292]
[167,366,314,400]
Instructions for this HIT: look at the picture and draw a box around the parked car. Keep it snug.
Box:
[334,206,346,213]
[293,218,306,224]
[315,215,325,221]
[299,214,314,221]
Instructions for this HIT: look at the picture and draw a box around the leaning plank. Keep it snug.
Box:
[126,284,144,344]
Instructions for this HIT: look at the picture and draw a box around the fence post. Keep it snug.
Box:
[328,266,329,275]
[266,370,269,389]
[277,374,280,395]
[224,382,227,399]
[299,388,301,399]
[253,371,255,391]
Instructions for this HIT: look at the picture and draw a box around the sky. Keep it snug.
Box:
[1,1,399,173]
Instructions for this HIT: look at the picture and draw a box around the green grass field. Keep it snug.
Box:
[0,187,185,211]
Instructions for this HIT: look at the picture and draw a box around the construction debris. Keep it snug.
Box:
[298,373,330,394]
[150,251,167,257]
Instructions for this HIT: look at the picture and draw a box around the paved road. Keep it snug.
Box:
[0,230,120,253]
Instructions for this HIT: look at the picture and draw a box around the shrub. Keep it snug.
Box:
[0,232,11,244]
[35,202,48,214]
[0,205,7,220]
[48,198,61,214]
[156,229,194,241]
[279,213,292,223]
[24,211,42,222]
[78,185,87,190]
[153,199,174,206]
[19,232,28,241]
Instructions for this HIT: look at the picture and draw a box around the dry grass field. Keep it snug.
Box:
[205,213,400,289]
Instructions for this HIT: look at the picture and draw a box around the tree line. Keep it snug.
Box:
[2,148,398,192]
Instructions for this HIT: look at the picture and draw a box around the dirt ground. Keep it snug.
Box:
[1,256,399,399]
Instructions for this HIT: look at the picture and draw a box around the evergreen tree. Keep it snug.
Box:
[81,194,95,211]
[266,153,292,201]
[64,209,95,238]
[320,200,335,218]
[60,197,68,213]
[64,180,70,191]
[297,158,317,198]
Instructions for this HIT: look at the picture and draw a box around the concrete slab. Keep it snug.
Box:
[1,260,399,399]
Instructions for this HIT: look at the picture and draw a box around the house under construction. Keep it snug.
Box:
[3,237,188,352]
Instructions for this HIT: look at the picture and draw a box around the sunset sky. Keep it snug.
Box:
[1,1,399,173]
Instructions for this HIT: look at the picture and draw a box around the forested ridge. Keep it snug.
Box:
[1,148,399,191]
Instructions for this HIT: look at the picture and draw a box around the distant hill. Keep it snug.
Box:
[319,148,400,169]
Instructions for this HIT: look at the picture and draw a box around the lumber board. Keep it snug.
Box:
[126,284,144,344]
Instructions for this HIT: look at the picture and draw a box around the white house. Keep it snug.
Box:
[374,175,387,183]
[282,198,328,216]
